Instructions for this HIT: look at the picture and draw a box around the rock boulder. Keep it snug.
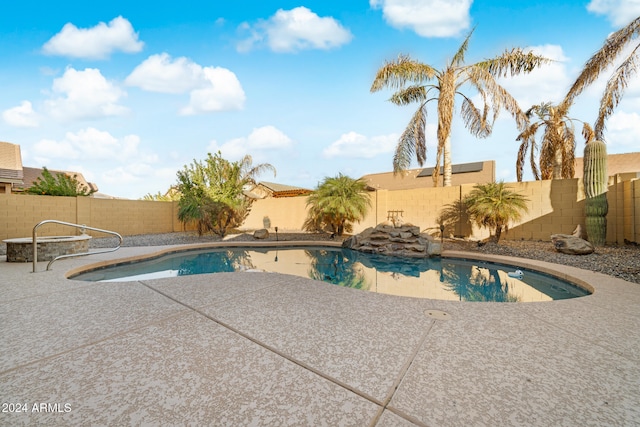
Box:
[550,234,594,255]
[343,223,440,257]
[253,229,269,239]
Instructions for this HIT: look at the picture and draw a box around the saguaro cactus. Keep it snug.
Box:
[583,139,608,246]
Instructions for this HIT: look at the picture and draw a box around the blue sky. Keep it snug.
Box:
[1,0,639,198]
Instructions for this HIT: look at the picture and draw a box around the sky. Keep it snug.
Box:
[1,0,639,199]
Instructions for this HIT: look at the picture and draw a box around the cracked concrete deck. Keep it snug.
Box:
[1,242,639,426]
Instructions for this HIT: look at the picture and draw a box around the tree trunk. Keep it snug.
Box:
[552,147,563,179]
[494,225,502,243]
[443,134,452,187]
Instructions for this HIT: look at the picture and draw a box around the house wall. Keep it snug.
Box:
[1,177,639,244]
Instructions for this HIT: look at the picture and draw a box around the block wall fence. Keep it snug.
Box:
[1,177,638,244]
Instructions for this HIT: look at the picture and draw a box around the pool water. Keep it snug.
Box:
[71,247,590,302]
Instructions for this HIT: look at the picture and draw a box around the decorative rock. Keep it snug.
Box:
[550,234,594,255]
[427,241,442,256]
[343,222,438,258]
[253,229,269,239]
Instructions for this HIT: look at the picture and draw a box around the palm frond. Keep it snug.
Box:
[451,29,475,67]
[389,85,429,105]
[594,44,640,139]
[393,103,428,172]
[466,65,528,130]
[460,96,491,138]
[371,54,438,92]
[476,48,551,78]
[561,15,640,111]
[582,122,595,143]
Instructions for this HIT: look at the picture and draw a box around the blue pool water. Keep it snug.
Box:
[71,247,590,302]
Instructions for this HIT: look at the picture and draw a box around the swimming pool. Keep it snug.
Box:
[71,246,590,302]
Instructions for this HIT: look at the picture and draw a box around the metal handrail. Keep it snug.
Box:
[32,220,123,272]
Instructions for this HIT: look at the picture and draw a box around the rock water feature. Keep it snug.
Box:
[342,221,441,257]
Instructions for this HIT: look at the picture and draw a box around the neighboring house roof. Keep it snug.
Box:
[16,167,99,193]
[362,160,495,190]
[246,181,312,198]
[574,152,640,178]
[0,141,24,184]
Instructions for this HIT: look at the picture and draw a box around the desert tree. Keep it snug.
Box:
[176,152,275,237]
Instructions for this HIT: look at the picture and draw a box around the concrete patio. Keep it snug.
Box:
[1,243,639,426]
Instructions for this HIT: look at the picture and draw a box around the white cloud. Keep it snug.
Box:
[33,138,77,162]
[43,67,128,121]
[237,7,353,53]
[125,53,203,94]
[182,67,245,115]
[42,16,144,60]
[245,125,294,149]
[370,0,472,37]
[603,111,640,146]
[125,53,245,114]
[2,100,39,127]
[208,126,294,160]
[587,0,640,27]
[498,45,572,109]
[32,128,154,163]
[323,132,398,159]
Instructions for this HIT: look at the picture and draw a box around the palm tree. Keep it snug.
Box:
[464,181,529,243]
[371,29,549,186]
[560,15,640,140]
[515,102,595,181]
[303,173,371,236]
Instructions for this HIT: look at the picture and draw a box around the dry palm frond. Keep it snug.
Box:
[393,103,427,173]
[370,55,437,92]
[451,29,474,67]
[539,132,556,180]
[516,122,542,181]
[562,16,640,112]
[582,122,595,143]
[389,85,430,105]
[477,48,551,78]
[560,125,576,178]
[594,43,640,139]
[460,95,491,138]
[467,65,528,131]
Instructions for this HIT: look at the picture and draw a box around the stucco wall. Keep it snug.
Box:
[1,177,638,244]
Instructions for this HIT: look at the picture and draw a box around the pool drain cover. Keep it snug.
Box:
[424,310,451,320]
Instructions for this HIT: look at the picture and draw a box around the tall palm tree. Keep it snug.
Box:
[464,181,529,243]
[371,29,549,186]
[560,15,640,140]
[303,173,371,236]
[515,102,595,181]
